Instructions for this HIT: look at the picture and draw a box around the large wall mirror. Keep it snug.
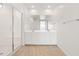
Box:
[26,15,56,32]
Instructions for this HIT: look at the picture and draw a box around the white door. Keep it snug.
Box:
[13,9,22,50]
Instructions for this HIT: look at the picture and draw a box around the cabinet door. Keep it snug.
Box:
[0,6,12,56]
[13,9,21,50]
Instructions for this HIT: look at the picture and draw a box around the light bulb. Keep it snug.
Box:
[59,5,64,8]
[30,9,38,15]
[47,5,51,8]
[32,5,35,8]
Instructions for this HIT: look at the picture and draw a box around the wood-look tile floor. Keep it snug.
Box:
[15,45,64,56]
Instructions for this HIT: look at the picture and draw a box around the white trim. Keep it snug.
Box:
[57,42,71,56]
[7,45,23,56]
[25,44,57,46]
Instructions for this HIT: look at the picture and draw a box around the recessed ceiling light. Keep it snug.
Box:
[45,9,51,13]
[32,5,35,8]
[30,9,36,13]
[47,5,51,8]
[44,9,52,15]
[30,9,38,15]
[59,5,64,8]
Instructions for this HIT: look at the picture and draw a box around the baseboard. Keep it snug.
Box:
[7,45,23,56]
[25,44,57,46]
[57,42,71,56]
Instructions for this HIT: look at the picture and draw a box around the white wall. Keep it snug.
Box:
[0,4,12,56]
[25,32,57,45]
[57,4,79,56]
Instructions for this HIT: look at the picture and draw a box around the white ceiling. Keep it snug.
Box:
[10,3,79,13]
[24,3,64,10]
[8,3,79,24]
[10,3,65,23]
